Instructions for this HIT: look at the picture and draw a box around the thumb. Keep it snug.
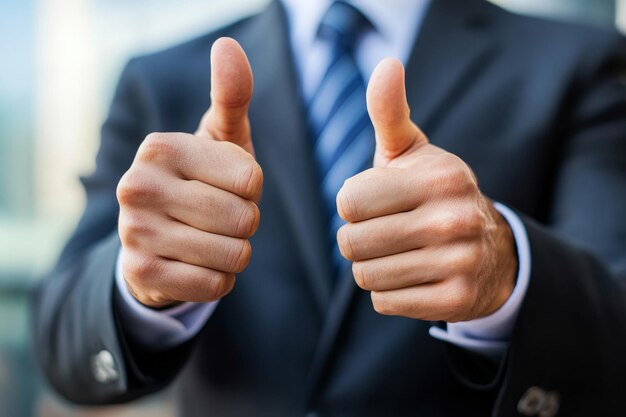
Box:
[197,37,255,155]
[367,58,427,163]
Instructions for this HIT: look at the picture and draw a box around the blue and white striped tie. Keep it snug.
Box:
[308,2,375,279]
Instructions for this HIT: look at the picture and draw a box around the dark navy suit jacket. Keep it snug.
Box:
[32,1,626,416]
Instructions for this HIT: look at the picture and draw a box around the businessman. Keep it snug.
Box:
[32,0,626,416]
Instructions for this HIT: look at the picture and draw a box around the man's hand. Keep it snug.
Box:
[117,38,262,308]
[336,59,517,322]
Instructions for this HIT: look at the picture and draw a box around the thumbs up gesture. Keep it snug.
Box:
[117,38,262,308]
[337,59,517,322]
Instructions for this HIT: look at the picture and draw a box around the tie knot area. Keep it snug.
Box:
[318,1,372,50]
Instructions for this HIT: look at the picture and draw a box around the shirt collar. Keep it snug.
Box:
[280,0,432,50]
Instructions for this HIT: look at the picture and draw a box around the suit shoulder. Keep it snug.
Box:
[124,12,258,84]
[483,1,625,57]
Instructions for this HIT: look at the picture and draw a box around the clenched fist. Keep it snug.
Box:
[337,59,517,322]
[117,38,262,308]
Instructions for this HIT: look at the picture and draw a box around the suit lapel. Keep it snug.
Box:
[303,0,499,403]
[407,0,497,134]
[238,1,334,314]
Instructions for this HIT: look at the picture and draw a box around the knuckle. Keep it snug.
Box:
[436,211,466,237]
[337,225,357,261]
[439,153,464,173]
[450,250,479,277]
[435,206,487,237]
[123,253,165,283]
[204,271,235,300]
[235,158,263,199]
[446,280,475,320]
[445,242,483,279]
[437,155,475,195]
[437,207,485,238]
[464,207,487,236]
[116,171,139,206]
[442,167,465,190]
[235,202,261,238]
[127,289,152,306]
[140,289,170,307]
[226,239,252,273]
[354,261,385,291]
[117,169,164,206]
[139,132,181,162]
[352,261,369,290]
[337,181,360,222]
[136,257,164,280]
[217,273,236,298]
[371,292,395,315]
[118,212,154,247]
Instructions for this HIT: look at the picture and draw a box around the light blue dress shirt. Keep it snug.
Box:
[115,0,531,357]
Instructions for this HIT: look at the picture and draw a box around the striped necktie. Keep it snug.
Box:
[308,1,375,279]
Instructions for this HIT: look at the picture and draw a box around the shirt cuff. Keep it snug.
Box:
[429,202,531,356]
[114,249,218,350]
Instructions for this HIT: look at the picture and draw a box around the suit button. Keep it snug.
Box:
[517,386,559,417]
[539,392,560,417]
[91,350,119,384]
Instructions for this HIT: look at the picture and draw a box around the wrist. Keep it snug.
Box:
[483,202,518,317]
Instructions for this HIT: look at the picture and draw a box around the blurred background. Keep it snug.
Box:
[0,0,624,416]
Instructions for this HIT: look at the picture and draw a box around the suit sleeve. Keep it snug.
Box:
[30,59,196,405]
[493,33,626,415]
